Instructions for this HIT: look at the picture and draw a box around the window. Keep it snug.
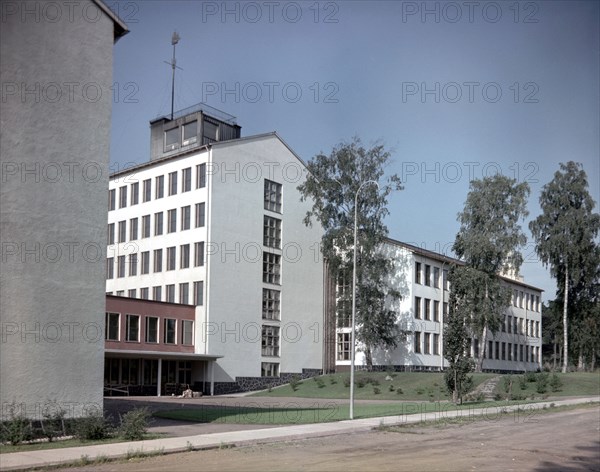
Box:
[261,362,279,377]
[196,163,206,189]
[180,244,190,269]
[119,186,127,208]
[263,289,281,320]
[508,316,512,333]
[433,267,440,288]
[165,127,179,151]
[474,338,479,358]
[108,189,116,211]
[414,297,421,319]
[336,271,351,328]
[513,289,518,307]
[152,285,162,301]
[105,312,119,341]
[495,341,500,360]
[155,175,164,199]
[519,291,524,308]
[414,332,421,353]
[183,121,197,145]
[488,340,494,359]
[181,320,193,345]
[142,215,150,238]
[140,287,149,300]
[424,299,431,320]
[433,300,440,322]
[264,179,282,213]
[164,318,176,344]
[415,262,421,284]
[129,218,138,241]
[128,253,137,276]
[181,205,191,230]
[513,343,518,361]
[182,167,192,192]
[116,290,124,296]
[535,321,539,338]
[154,212,163,236]
[519,344,524,362]
[502,315,506,332]
[153,249,162,272]
[128,288,136,298]
[263,252,281,284]
[194,242,205,267]
[203,120,218,144]
[179,282,189,304]
[424,265,431,286]
[168,171,178,196]
[513,316,518,334]
[166,284,175,303]
[501,342,506,360]
[141,251,150,274]
[166,246,176,271]
[195,202,205,228]
[507,342,512,360]
[106,257,114,279]
[167,209,177,233]
[107,223,115,245]
[536,295,540,312]
[118,220,126,243]
[145,316,158,343]
[126,314,139,342]
[143,179,151,202]
[193,281,204,306]
[117,255,125,278]
[130,182,139,205]
[337,333,351,360]
[262,325,280,357]
[443,302,449,317]
[424,333,431,354]
[433,333,440,355]
[263,216,282,248]
[443,269,449,290]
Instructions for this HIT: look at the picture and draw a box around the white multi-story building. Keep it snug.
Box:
[329,239,543,373]
[106,104,324,394]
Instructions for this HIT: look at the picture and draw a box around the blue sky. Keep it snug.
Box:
[109,0,599,298]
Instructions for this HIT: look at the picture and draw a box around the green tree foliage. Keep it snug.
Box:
[297,138,403,367]
[451,175,530,371]
[444,269,475,403]
[542,300,564,370]
[529,162,600,372]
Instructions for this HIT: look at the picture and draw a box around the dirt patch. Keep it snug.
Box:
[63,405,599,471]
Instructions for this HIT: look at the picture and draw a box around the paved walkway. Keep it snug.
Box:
[1,397,597,471]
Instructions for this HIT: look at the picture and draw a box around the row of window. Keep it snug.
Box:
[502,315,540,338]
[413,332,442,355]
[512,289,541,312]
[414,297,448,321]
[105,312,194,345]
[108,281,204,306]
[107,243,205,279]
[108,164,207,211]
[164,119,219,152]
[482,340,540,363]
[108,203,206,245]
[105,358,191,387]
[415,262,449,290]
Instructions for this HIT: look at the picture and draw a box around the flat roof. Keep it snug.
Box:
[105,349,222,361]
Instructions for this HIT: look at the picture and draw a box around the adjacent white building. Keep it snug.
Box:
[331,239,543,373]
[106,104,324,393]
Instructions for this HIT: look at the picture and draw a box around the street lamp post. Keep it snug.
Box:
[349,180,379,420]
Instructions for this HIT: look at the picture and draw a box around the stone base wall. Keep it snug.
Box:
[212,369,322,395]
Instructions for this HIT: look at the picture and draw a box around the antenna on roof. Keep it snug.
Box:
[164,31,182,120]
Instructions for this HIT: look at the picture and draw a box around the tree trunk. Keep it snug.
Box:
[476,326,487,372]
[591,350,596,372]
[453,368,458,404]
[578,353,584,372]
[365,346,373,371]
[562,265,569,373]
[553,339,557,370]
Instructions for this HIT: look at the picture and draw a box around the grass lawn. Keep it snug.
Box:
[0,433,165,454]
[251,371,497,401]
[153,399,548,425]
[493,372,600,398]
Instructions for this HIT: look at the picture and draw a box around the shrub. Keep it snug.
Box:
[525,371,537,382]
[536,372,549,394]
[373,387,381,395]
[549,373,563,392]
[73,413,112,441]
[41,405,66,442]
[518,375,527,390]
[416,387,425,395]
[343,377,351,388]
[289,375,301,391]
[329,376,338,385]
[396,388,404,395]
[503,375,513,394]
[316,378,325,389]
[356,378,366,388]
[0,403,33,445]
[388,384,395,392]
[119,407,150,441]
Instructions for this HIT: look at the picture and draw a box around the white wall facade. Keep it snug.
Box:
[1,0,126,419]
[106,133,324,385]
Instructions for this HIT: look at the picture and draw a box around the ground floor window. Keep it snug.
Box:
[337,332,351,360]
[261,362,279,377]
[262,325,280,357]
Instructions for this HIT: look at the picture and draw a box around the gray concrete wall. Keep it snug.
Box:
[1,0,118,419]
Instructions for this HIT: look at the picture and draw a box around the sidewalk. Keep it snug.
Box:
[1,397,597,471]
